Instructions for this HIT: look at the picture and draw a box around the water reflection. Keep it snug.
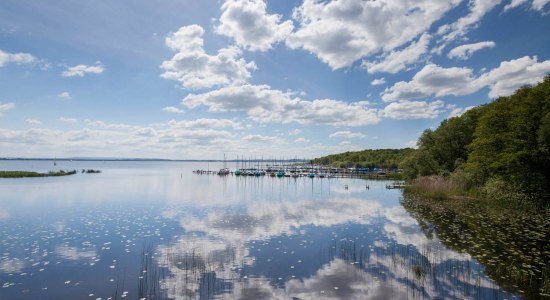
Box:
[0,161,520,299]
[155,197,515,299]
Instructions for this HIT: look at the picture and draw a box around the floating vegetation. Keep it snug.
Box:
[0,170,78,178]
[402,194,550,299]
[82,169,102,174]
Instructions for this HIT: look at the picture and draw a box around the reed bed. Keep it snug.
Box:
[0,170,78,178]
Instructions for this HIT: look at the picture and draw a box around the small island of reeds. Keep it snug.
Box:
[1,170,78,178]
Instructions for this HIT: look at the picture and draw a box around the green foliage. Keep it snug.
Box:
[0,170,78,178]
[405,75,550,209]
[310,148,415,169]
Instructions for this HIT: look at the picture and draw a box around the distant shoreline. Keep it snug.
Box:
[0,158,309,163]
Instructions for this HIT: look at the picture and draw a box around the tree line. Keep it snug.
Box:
[313,76,550,208]
[310,148,415,169]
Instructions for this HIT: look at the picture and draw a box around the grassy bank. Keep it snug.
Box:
[405,175,548,211]
[0,170,78,178]
[404,175,476,200]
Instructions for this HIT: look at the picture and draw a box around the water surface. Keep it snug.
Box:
[0,161,519,299]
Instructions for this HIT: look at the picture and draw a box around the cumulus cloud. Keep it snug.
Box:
[160,24,257,89]
[504,0,550,11]
[242,134,281,143]
[381,100,446,119]
[371,78,386,86]
[294,137,309,143]
[329,131,366,139]
[448,41,495,60]
[476,56,550,98]
[182,84,380,126]
[85,120,131,129]
[58,91,72,100]
[384,57,550,101]
[168,118,242,129]
[0,49,35,67]
[286,0,458,69]
[57,117,78,123]
[437,0,502,48]
[382,64,479,102]
[448,105,475,118]
[288,129,301,135]
[162,106,184,113]
[216,0,293,51]
[25,118,41,125]
[0,118,243,158]
[61,61,104,77]
[0,102,15,116]
[362,33,431,74]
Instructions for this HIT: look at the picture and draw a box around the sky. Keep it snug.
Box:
[1,0,549,160]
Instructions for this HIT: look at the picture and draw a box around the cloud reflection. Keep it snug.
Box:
[155,197,512,299]
[55,244,97,261]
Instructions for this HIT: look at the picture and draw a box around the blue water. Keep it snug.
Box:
[0,160,518,299]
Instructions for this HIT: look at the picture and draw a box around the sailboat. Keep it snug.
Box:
[217,154,230,175]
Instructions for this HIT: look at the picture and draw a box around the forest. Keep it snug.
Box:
[314,76,550,209]
[309,148,415,169]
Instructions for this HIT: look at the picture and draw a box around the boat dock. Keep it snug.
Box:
[193,163,401,179]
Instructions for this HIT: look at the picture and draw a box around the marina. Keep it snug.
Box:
[193,162,399,179]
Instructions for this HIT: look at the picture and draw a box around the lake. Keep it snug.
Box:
[0,160,520,299]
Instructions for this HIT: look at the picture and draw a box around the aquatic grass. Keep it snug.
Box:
[404,175,475,200]
[402,194,550,299]
[0,170,78,178]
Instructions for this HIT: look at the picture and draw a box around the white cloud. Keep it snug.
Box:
[242,134,281,143]
[26,118,41,125]
[135,127,157,137]
[0,120,243,158]
[405,140,418,148]
[286,0,459,69]
[61,62,104,77]
[504,0,550,11]
[476,56,550,98]
[329,131,366,139]
[448,105,475,118]
[168,118,242,129]
[57,117,78,123]
[382,64,479,102]
[0,49,35,67]
[295,137,309,143]
[288,129,301,135]
[160,24,257,89]
[531,0,550,10]
[362,33,431,74]
[384,56,550,101]
[58,91,72,100]
[0,102,15,116]
[371,78,386,86]
[448,41,495,60]
[437,0,502,47]
[182,84,380,126]
[381,100,446,119]
[216,0,293,51]
[85,120,131,129]
[162,106,184,113]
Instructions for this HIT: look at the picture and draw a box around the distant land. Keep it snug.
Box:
[0,157,309,163]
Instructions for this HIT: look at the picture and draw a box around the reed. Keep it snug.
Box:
[0,170,78,178]
[405,175,470,200]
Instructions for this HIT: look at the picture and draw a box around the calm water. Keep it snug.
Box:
[0,161,519,299]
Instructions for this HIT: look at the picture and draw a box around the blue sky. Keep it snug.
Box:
[1,0,549,159]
